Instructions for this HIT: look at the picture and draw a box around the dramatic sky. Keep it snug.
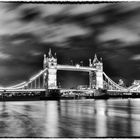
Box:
[0,2,140,87]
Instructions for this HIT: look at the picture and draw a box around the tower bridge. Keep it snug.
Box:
[0,48,140,98]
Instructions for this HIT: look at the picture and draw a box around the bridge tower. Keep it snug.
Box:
[43,48,57,89]
[89,54,103,89]
[89,59,95,89]
[93,54,103,89]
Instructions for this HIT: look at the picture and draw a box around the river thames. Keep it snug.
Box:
[0,99,140,137]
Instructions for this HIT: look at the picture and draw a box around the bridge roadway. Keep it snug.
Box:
[60,89,140,93]
[0,88,139,94]
[0,89,46,92]
[60,89,95,93]
[0,88,95,93]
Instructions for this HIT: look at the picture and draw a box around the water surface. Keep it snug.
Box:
[0,99,140,137]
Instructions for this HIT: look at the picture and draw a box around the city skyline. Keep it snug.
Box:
[0,2,140,138]
[0,2,140,86]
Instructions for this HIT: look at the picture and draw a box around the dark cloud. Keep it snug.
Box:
[20,7,41,22]
[0,3,140,87]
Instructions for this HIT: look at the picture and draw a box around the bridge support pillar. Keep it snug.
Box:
[89,71,93,89]
[48,68,57,89]
[92,54,103,90]
[42,49,60,99]
[89,71,96,89]
[43,49,58,90]
[96,70,103,89]
[43,70,48,96]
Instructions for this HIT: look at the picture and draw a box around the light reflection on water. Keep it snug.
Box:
[0,99,140,137]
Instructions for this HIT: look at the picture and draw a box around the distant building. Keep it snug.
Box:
[118,79,124,86]
[77,85,88,90]
[133,80,140,85]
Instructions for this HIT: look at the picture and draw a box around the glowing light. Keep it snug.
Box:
[76,64,80,68]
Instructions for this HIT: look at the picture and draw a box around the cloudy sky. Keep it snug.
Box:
[0,2,140,87]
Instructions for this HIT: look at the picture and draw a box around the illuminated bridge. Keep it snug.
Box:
[0,48,139,97]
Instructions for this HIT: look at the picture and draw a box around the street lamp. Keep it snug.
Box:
[80,61,83,66]
[70,60,73,65]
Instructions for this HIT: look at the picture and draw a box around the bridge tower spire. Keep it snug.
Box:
[93,54,99,63]
[43,54,48,69]
[89,59,92,67]
[89,58,94,89]
[48,48,52,58]
[43,48,57,90]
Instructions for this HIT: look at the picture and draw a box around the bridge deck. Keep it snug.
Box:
[0,88,139,93]
[0,89,46,92]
